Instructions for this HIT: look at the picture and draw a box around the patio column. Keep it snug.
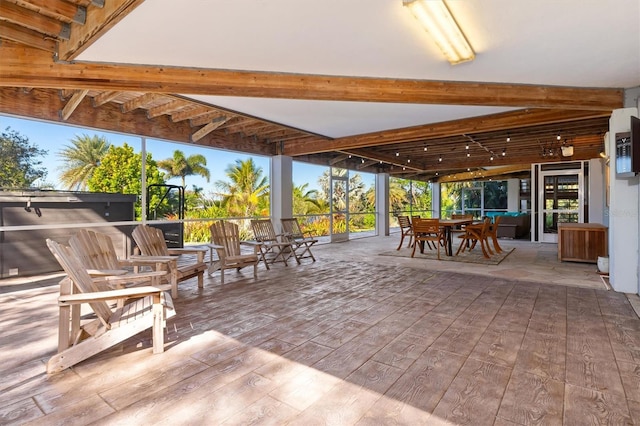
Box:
[507,179,519,212]
[432,182,441,218]
[270,155,293,232]
[376,173,389,236]
[608,106,639,294]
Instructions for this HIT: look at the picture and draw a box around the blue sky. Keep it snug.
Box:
[1,114,353,194]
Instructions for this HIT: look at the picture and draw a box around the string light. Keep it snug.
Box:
[557,133,561,140]
[502,148,506,156]
[396,152,400,157]
[490,154,494,161]
[407,159,411,163]
[438,155,442,162]
[424,145,428,151]
[361,158,365,164]
[506,134,510,142]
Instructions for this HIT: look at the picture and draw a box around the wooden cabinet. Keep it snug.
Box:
[557,223,608,263]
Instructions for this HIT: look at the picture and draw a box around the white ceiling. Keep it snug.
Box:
[78,0,640,138]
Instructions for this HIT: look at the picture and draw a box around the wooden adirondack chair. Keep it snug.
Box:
[69,229,170,291]
[45,238,175,374]
[280,218,318,262]
[209,220,259,284]
[249,219,298,270]
[132,224,207,298]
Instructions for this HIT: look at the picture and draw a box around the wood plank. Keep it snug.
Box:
[0,44,623,110]
[497,371,564,425]
[220,395,300,425]
[514,330,567,381]
[372,332,431,369]
[359,348,466,423]
[469,327,526,368]
[565,352,625,396]
[287,360,404,426]
[563,383,633,426]
[431,358,512,425]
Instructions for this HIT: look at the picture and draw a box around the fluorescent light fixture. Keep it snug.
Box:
[403,0,475,65]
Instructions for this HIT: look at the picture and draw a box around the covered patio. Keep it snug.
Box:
[2,236,640,425]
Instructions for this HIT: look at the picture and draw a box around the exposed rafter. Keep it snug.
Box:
[59,89,88,120]
[191,116,229,142]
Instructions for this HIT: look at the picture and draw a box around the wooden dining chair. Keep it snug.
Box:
[456,217,493,258]
[486,215,503,254]
[396,215,414,250]
[411,218,446,260]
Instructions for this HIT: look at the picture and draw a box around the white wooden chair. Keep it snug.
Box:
[209,220,259,284]
[45,238,175,374]
[280,217,318,262]
[69,229,170,291]
[250,219,298,269]
[132,224,207,298]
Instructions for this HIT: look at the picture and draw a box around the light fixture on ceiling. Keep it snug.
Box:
[502,148,506,156]
[438,155,443,162]
[506,134,511,142]
[424,145,428,151]
[561,145,574,157]
[403,0,475,65]
[561,139,574,157]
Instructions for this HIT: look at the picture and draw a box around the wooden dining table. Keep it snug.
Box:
[438,218,474,256]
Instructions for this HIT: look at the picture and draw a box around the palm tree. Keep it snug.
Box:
[157,150,210,188]
[293,183,322,215]
[57,134,110,190]
[215,158,269,218]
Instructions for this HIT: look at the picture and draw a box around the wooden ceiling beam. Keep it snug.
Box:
[146,99,190,119]
[0,1,68,38]
[14,0,84,23]
[57,0,144,61]
[283,108,612,156]
[92,90,121,106]
[0,44,623,110]
[0,86,276,156]
[170,105,212,122]
[190,111,232,127]
[59,88,88,120]
[121,93,160,113]
[191,116,229,142]
[340,149,423,172]
[437,164,532,183]
[0,21,56,51]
